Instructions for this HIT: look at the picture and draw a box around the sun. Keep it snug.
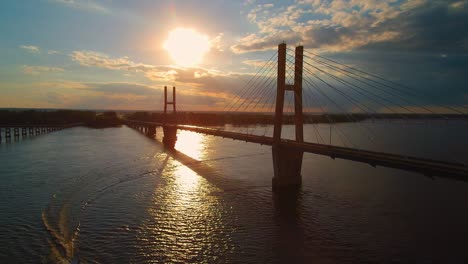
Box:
[163,28,210,67]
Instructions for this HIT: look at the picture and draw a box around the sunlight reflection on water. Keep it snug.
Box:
[174,130,208,160]
[139,152,232,262]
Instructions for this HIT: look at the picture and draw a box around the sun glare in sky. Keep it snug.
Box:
[163,28,210,67]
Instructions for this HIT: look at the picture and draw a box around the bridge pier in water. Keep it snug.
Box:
[0,124,79,143]
[272,145,303,190]
[162,126,177,149]
[162,86,178,149]
[272,43,305,191]
[147,125,156,136]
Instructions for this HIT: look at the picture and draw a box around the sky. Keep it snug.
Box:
[0,0,467,111]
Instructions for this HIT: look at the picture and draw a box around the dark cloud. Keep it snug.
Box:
[233,0,468,54]
[303,26,350,48]
[362,0,468,53]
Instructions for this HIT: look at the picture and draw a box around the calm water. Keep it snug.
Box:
[1,121,468,263]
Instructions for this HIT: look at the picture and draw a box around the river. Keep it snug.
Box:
[1,120,468,263]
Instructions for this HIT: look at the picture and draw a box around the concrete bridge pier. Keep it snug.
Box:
[147,126,156,136]
[272,145,303,190]
[5,128,11,141]
[162,126,177,149]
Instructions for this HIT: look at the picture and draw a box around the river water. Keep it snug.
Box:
[1,120,468,263]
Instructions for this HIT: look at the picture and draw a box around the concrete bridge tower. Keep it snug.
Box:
[163,86,177,149]
[272,43,304,190]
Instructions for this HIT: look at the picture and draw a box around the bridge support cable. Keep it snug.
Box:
[228,58,277,134]
[246,74,277,135]
[302,75,371,148]
[287,52,352,146]
[252,76,277,112]
[302,55,438,118]
[303,73,378,145]
[223,52,277,112]
[303,67,377,116]
[301,84,354,147]
[303,50,467,115]
[287,54,339,144]
[304,89,354,147]
[302,58,419,119]
[304,76,379,148]
[242,71,277,113]
[224,53,278,113]
[236,70,277,135]
[232,59,277,113]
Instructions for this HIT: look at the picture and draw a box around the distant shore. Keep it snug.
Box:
[1,109,466,128]
[125,111,468,126]
[0,110,121,128]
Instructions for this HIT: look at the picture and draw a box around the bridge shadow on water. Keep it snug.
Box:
[143,131,267,192]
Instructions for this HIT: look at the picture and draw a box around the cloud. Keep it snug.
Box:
[36,80,88,89]
[70,50,178,81]
[84,82,159,96]
[69,50,255,98]
[232,31,301,53]
[22,65,65,75]
[232,0,468,53]
[51,0,109,13]
[242,59,273,68]
[210,33,225,52]
[19,45,40,53]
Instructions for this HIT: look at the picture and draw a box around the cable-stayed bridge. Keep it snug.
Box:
[125,43,468,190]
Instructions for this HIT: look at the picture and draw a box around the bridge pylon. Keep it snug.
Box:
[272,43,304,191]
[164,86,176,114]
[163,86,177,149]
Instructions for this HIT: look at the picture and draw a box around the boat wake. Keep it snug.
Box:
[40,154,168,263]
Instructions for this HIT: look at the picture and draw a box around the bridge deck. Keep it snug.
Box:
[125,120,468,181]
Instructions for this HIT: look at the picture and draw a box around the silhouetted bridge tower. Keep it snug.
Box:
[163,86,177,149]
[272,43,305,189]
[125,44,468,191]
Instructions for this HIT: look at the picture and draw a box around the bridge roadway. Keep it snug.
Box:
[125,120,468,181]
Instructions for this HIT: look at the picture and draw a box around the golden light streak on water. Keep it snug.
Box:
[138,151,229,262]
[174,130,210,160]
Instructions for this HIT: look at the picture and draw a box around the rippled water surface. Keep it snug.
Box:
[1,121,468,263]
